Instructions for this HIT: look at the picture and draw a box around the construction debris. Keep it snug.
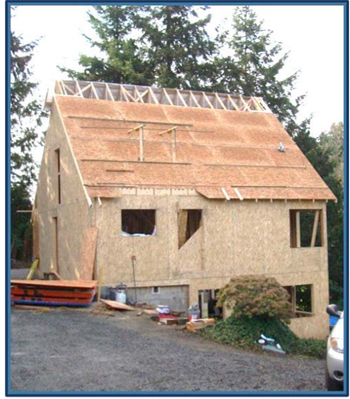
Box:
[100,299,135,311]
[186,318,215,333]
[11,280,97,307]
[90,304,116,317]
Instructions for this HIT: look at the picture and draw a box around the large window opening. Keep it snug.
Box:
[178,209,202,249]
[284,284,312,318]
[122,210,156,236]
[290,210,323,248]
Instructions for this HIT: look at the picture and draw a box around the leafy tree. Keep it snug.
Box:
[60,6,154,85]
[139,6,216,90]
[11,30,45,262]
[217,275,292,323]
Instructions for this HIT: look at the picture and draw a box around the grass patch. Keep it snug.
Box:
[200,315,326,359]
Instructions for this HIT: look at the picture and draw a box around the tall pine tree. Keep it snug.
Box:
[11,30,45,262]
[60,6,154,85]
[139,6,216,89]
[212,6,304,137]
[62,5,216,90]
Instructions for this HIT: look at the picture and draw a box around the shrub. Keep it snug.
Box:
[201,315,326,358]
[217,275,292,323]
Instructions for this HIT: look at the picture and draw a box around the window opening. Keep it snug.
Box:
[284,284,312,317]
[178,209,202,248]
[290,210,323,248]
[122,210,156,236]
[152,286,160,294]
[55,148,61,204]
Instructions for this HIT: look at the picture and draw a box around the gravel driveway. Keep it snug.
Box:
[10,306,327,394]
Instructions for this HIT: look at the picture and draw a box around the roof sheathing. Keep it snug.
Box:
[54,95,336,202]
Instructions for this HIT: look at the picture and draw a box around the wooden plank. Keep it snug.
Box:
[310,210,320,247]
[178,210,188,249]
[100,299,135,311]
[26,259,39,280]
[186,318,215,332]
[11,279,97,290]
[143,309,159,316]
[80,227,98,280]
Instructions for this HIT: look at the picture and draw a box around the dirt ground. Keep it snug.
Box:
[10,305,327,394]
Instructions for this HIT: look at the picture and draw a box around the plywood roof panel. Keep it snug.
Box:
[55,95,336,201]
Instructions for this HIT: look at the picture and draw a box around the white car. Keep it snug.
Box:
[326,304,344,391]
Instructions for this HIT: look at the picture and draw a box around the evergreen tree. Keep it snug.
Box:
[62,6,216,90]
[11,30,45,262]
[319,122,344,185]
[139,6,216,90]
[212,6,304,136]
[295,125,344,308]
[11,32,44,187]
[60,6,154,85]
[317,123,344,307]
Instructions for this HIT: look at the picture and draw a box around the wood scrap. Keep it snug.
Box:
[159,318,178,326]
[143,309,159,316]
[186,318,215,333]
[100,299,135,311]
[51,271,62,280]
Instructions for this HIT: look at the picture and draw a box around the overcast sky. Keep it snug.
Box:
[11,4,345,138]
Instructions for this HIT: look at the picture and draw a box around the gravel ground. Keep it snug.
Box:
[10,305,327,394]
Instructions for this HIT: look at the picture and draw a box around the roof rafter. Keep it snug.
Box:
[47,80,272,113]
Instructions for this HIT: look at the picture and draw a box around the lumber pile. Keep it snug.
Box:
[186,318,215,333]
[100,299,135,311]
[11,280,97,307]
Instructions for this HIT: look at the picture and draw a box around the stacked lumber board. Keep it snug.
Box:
[186,318,215,332]
[100,299,135,311]
[11,280,97,307]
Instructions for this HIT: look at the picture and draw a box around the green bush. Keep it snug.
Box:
[201,315,326,358]
[217,275,292,323]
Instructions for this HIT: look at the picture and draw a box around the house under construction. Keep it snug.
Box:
[33,80,336,339]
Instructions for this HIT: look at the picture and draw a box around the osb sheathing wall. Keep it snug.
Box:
[34,99,90,279]
[94,193,329,339]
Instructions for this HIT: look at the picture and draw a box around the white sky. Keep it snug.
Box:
[10,4,345,138]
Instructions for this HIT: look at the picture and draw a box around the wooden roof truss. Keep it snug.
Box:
[48,80,271,113]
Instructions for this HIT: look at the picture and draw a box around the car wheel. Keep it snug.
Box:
[325,369,343,391]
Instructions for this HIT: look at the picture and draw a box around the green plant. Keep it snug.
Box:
[217,275,292,323]
[201,315,326,358]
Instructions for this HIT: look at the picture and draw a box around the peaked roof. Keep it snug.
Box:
[52,81,336,202]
